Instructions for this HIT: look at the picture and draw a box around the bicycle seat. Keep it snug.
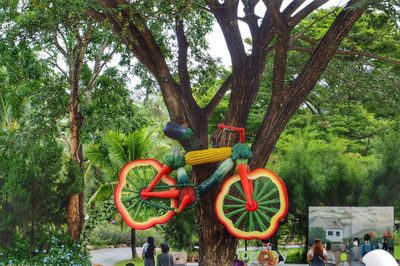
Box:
[163,122,193,141]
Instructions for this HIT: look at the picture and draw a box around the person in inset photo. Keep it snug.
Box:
[350,237,364,266]
[307,238,328,266]
[325,242,336,266]
[381,230,390,251]
[360,233,375,261]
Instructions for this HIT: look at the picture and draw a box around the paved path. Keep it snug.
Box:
[90,247,135,266]
[90,248,200,266]
[90,248,310,266]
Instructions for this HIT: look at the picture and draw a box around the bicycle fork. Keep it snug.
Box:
[237,164,258,212]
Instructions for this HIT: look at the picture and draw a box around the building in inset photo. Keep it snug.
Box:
[310,217,344,243]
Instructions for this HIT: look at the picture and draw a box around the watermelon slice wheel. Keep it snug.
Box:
[114,159,178,230]
[215,168,288,240]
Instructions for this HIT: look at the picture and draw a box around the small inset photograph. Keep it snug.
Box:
[309,206,395,266]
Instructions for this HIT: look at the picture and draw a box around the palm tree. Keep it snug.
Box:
[0,94,30,131]
[85,128,168,258]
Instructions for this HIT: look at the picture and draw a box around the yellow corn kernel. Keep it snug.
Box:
[185,147,232,165]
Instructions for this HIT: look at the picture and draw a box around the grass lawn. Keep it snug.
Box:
[114,257,144,266]
[395,245,399,260]
[285,247,303,255]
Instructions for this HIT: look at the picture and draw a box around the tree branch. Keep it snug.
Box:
[53,34,68,58]
[289,45,400,66]
[250,1,366,168]
[241,0,261,39]
[91,0,201,126]
[204,74,233,117]
[289,0,329,27]
[288,1,366,106]
[283,0,307,16]
[206,0,247,66]
[175,17,191,92]
[86,8,107,22]
[263,0,286,33]
[45,52,69,80]
[252,7,276,62]
[86,45,118,93]
[272,33,290,93]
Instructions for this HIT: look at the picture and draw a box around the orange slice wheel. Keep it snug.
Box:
[215,168,288,240]
[114,159,178,230]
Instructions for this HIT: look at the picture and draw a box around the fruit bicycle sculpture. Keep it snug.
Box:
[114,122,288,240]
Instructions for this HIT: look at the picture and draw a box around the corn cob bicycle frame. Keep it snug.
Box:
[114,123,288,240]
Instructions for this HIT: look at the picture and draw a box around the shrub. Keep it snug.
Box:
[284,249,307,263]
[0,228,91,265]
[88,223,162,248]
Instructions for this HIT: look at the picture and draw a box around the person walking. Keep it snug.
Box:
[307,238,328,266]
[156,243,174,266]
[142,236,156,266]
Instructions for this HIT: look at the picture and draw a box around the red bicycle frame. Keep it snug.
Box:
[217,123,245,143]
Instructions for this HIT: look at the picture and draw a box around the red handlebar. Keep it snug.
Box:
[217,123,245,143]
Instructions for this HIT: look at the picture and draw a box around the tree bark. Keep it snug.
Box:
[64,21,95,240]
[66,30,90,240]
[191,119,239,266]
[67,78,84,240]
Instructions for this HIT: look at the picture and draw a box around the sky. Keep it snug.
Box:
[207,0,349,66]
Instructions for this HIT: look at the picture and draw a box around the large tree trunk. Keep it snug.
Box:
[192,121,239,266]
[196,169,239,266]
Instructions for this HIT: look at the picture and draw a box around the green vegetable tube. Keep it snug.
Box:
[177,167,189,184]
[198,158,234,194]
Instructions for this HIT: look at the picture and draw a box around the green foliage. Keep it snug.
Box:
[85,128,161,204]
[359,128,400,211]
[292,10,400,118]
[114,258,145,266]
[0,227,91,265]
[269,127,371,243]
[309,227,327,243]
[89,223,161,248]
[0,38,68,132]
[81,68,148,143]
[162,209,198,251]
[63,159,84,196]
[284,248,307,264]
[0,114,69,247]
[0,31,71,248]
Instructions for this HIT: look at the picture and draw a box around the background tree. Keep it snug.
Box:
[1,0,122,240]
[0,38,68,248]
[359,127,400,212]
